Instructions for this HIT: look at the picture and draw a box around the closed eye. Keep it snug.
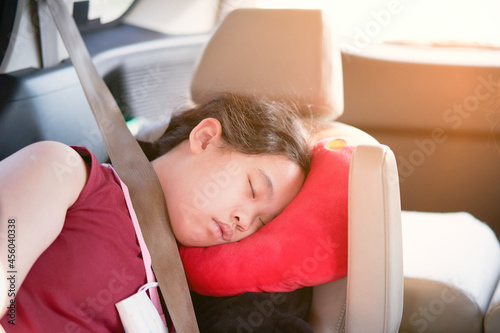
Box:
[248,177,255,199]
[259,217,265,226]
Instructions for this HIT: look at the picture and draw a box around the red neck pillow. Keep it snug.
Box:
[179,138,352,296]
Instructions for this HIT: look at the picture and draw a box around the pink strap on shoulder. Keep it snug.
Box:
[106,164,166,325]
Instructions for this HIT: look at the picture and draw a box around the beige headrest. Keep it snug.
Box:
[190,8,344,118]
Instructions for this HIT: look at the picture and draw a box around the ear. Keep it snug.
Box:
[189,118,223,154]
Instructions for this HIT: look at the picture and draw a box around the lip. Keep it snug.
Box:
[211,219,233,242]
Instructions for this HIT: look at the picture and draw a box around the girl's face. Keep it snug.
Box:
[153,118,305,247]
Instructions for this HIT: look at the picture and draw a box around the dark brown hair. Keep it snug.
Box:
[139,94,311,174]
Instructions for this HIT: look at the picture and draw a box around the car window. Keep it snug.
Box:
[222,0,500,50]
[87,0,136,24]
[0,0,18,67]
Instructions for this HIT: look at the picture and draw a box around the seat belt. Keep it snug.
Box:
[43,1,200,332]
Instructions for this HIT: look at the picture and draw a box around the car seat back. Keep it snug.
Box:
[190,8,404,333]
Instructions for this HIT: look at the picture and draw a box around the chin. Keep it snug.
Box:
[181,237,222,248]
[175,232,211,248]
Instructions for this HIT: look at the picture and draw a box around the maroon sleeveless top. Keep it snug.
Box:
[1,147,147,332]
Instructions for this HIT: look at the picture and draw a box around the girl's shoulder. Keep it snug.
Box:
[28,141,90,207]
[1,141,89,207]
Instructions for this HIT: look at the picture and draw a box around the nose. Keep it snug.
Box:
[231,211,254,232]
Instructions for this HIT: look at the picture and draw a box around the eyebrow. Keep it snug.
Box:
[258,168,274,197]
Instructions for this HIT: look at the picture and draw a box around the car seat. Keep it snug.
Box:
[189,8,404,332]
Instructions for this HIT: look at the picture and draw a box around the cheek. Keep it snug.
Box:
[167,191,208,247]
[195,171,244,205]
[168,170,208,211]
[164,177,200,232]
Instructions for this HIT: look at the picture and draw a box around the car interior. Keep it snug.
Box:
[1,0,500,332]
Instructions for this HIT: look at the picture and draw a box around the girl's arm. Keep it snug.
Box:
[0,141,89,317]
